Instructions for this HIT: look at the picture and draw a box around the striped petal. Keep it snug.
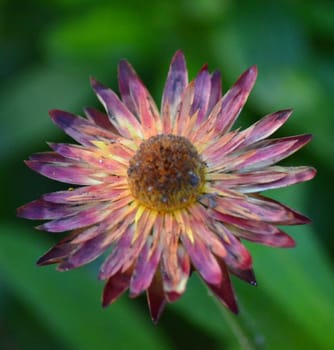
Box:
[102,268,132,307]
[90,77,143,140]
[161,50,188,132]
[17,199,77,220]
[146,270,166,324]
[25,159,103,185]
[57,233,109,271]
[207,70,222,116]
[130,217,163,297]
[37,202,111,232]
[214,194,309,225]
[50,110,118,146]
[118,60,161,136]
[181,229,222,285]
[240,109,292,147]
[190,66,211,126]
[161,214,190,301]
[213,223,253,271]
[214,66,258,134]
[83,107,119,133]
[223,134,312,172]
[206,258,238,313]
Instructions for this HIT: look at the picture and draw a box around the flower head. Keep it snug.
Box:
[17,51,316,323]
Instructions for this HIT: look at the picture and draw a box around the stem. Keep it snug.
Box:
[213,298,264,350]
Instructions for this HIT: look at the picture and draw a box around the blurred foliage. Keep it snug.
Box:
[1,0,333,349]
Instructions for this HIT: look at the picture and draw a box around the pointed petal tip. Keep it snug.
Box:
[309,167,317,179]
[169,50,186,70]
[172,49,185,60]
[248,64,258,76]
[89,76,107,93]
[149,301,166,324]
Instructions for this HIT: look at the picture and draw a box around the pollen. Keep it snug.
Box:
[127,134,206,212]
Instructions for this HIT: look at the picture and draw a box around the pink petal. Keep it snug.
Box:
[228,266,257,286]
[229,166,317,193]
[146,271,166,324]
[213,223,253,270]
[211,209,281,235]
[234,228,296,248]
[160,214,190,301]
[214,194,310,225]
[207,70,222,116]
[57,234,109,271]
[90,77,143,139]
[83,107,119,133]
[118,60,161,136]
[190,66,211,126]
[215,66,258,134]
[205,258,238,313]
[25,159,103,185]
[17,199,77,220]
[240,109,292,147]
[49,142,131,170]
[181,232,222,285]
[99,209,154,280]
[49,110,118,146]
[37,202,111,232]
[224,134,312,172]
[161,51,188,132]
[130,217,163,297]
[102,268,132,307]
[37,235,78,266]
[43,182,128,204]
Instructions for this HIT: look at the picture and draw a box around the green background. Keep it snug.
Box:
[1,0,333,349]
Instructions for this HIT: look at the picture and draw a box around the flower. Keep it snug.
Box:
[17,51,316,323]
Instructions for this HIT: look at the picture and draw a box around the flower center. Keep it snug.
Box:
[127,134,205,212]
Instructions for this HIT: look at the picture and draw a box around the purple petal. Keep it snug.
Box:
[57,234,108,271]
[90,77,143,139]
[215,66,258,134]
[240,109,292,146]
[17,199,76,220]
[49,110,118,146]
[224,134,312,172]
[102,268,132,307]
[214,194,309,225]
[130,221,163,297]
[129,79,161,136]
[25,160,103,185]
[37,237,78,266]
[161,244,190,302]
[118,60,140,115]
[190,66,211,126]
[146,270,166,324]
[213,223,253,270]
[83,107,118,133]
[253,194,311,225]
[206,258,238,313]
[228,266,257,286]
[234,228,295,247]
[37,202,111,232]
[161,51,188,128]
[231,166,317,193]
[43,182,127,204]
[48,142,131,171]
[119,61,161,135]
[207,70,222,116]
[99,210,154,280]
[211,209,280,235]
[181,233,222,285]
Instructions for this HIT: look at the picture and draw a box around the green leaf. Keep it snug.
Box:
[0,223,169,350]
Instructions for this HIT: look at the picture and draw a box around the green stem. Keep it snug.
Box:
[213,298,264,350]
